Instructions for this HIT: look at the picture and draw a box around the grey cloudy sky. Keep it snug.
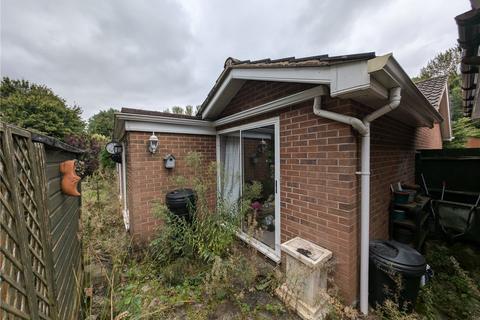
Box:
[0,0,470,119]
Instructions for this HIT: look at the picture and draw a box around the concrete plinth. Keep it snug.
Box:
[275,237,332,320]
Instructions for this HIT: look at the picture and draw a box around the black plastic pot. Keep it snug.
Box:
[165,188,196,223]
[369,240,426,312]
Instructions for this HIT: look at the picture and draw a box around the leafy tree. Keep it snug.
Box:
[64,134,104,176]
[171,106,184,114]
[87,108,118,137]
[414,47,461,84]
[164,105,200,116]
[185,105,193,116]
[445,117,480,148]
[0,77,85,139]
[414,47,463,121]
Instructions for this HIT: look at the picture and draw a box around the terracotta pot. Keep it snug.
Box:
[60,160,81,197]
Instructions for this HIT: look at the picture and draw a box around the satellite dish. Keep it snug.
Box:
[106,142,122,154]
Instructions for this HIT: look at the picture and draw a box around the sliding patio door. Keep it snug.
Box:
[218,118,280,261]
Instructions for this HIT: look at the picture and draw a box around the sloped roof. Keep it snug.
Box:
[415,75,448,109]
[198,52,376,115]
[224,52,376,69]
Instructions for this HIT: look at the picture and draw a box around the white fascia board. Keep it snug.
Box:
[213,85,328,127]
[125,120,216,135]
[202,73,245,119]
[231,67,333,84]
[382,57,443,124]
[117,113,213,127]
[202,61,371,119]
[113,112,127,141]
[330,61,371,96]
[116,112,216,136]
[439,85,453,141]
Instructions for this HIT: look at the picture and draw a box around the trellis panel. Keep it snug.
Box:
[0,123,82,320]
[0,124,32,319]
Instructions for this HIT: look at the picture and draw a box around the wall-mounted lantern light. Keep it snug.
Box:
[148,132,159,154]
[113,144,123,154]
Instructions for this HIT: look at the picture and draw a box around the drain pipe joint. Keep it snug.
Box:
[313,96,368,135]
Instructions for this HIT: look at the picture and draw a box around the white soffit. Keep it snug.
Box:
[202,61,371,119]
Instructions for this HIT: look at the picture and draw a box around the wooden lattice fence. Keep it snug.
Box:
[1,122,83,319]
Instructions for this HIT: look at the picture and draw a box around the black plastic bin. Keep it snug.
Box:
[165,188,196,223]
[369,240,426,312]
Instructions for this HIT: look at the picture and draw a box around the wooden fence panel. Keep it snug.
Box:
[42,147,83,320]
[0,124,33,319]
[1,123,82,319]
[9,127,53,320]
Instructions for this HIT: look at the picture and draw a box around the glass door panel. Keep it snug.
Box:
[241,125,276,250]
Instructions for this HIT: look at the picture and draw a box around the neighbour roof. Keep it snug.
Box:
[121,107,201,120]
[197,52,376,115]
[31,133,84,154]
[415,75,448,109]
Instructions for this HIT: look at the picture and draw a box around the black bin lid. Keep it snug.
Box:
[166,188,195,200]
[369,240,426,275]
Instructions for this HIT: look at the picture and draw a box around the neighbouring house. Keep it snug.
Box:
[414,75,453,149]
[113,52,447,310]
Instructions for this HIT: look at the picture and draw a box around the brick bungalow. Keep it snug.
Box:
[113,52,451,311]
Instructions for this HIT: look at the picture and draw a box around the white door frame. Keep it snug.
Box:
[216,117,281,262]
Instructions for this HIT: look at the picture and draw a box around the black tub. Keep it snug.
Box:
[165,188,196,223]
[369,240,426,311]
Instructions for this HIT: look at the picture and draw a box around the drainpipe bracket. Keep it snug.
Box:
[355,171,370,175]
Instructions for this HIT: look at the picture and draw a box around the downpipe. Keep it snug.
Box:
[313,87,401,315]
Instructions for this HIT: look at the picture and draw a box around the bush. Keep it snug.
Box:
[150,151,262,264]
[416,243,480,320]
[64,134,107,176]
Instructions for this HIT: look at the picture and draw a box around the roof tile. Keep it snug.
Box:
[415,75,448,109]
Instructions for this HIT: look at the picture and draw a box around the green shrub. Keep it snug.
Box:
[203,252,258,302]
[416,243,480,320]
[150,151,262,264]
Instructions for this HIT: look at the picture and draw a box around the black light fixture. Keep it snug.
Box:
[106,141,122,155]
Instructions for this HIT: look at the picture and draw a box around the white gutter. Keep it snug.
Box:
[313,87,402,315]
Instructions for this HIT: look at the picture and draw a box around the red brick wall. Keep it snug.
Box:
[124,79,428,305]
[125,132,216,244]
[415,124,443,149]
[278,98,361,303]
[218,80,420,304]
[466,137,480,148]
[368,116,416,240]
[279,100,418,304]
